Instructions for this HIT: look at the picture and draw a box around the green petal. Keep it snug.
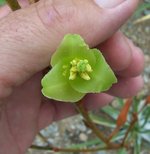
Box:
[69,49,117,93]
[41,60,85,103]
[51,34,96,67]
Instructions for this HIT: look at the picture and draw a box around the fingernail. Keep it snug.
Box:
[94,0,126,8]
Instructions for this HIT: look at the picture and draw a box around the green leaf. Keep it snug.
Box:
[134,3,150,17]
[69,139,103,149]
[118,148,127,154]
[41,60,85,102]
[69,49,117,93]
[134,134,142,154]
[90,113,116,128]
[102,105,120,120]
[51,34,96,67]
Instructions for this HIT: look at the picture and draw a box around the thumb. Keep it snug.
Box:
[0,0,139,98]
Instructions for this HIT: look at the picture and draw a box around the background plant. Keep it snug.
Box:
[29,97,150,154]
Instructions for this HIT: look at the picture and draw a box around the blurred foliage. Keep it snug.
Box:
[89,97,150,154]
[30,97,147,154]
[41,97,150,154]
[135,2,150,17]
[62,97,150,154]
[0,0,5,5]
[42,97,150,154]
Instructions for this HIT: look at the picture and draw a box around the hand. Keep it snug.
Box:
[0,0,144,153]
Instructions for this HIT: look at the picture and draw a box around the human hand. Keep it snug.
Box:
[0,0,144,153]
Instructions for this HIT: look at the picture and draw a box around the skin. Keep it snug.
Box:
[0,0,144,153]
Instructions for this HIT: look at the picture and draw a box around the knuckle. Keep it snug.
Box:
[0,73,13,99]
[36,0,76,30]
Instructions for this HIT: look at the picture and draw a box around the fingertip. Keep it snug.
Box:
[99,31,132,71]
[117,44,145,77]
[84,93,114,109]
[107,0,139,25]
[107,76,144,98]
[94,0,125,9]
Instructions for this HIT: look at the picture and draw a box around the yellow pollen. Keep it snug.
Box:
[69,59,93,80]
[69,72,76,80]
[80,72,90,80]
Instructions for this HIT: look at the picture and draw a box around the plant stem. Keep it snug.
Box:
[37,132,51,144]
[30,100,130,153]
[75,101,119,148]
[30,144,121,153]
[108,127,120,141]
[5,0,21,11]
[121,113,138,145]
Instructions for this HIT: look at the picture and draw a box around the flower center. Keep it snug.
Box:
[69,59,93,80]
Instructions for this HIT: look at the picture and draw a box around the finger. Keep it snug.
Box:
[95,0,124,8]
[107,75,143,98]
[1,72,42,153]
[98,31,144,77]
[18,0,29,7]
[0,0,140,98]
[38,93,114,130]
[116,38,144,77]
[99,31,132,71]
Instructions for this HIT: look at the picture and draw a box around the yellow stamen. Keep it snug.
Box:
[86,64,93,72]
[69,59,93,80]
[69,72,76,80]
[80,72,90,80]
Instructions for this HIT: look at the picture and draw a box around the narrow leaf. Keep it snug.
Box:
[145,95,150,105]
[116,98,132,128]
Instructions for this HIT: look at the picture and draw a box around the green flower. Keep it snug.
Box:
[41,34,117,103]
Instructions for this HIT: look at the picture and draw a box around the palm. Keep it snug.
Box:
[0,72,81,154]
[0,73,43,153]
